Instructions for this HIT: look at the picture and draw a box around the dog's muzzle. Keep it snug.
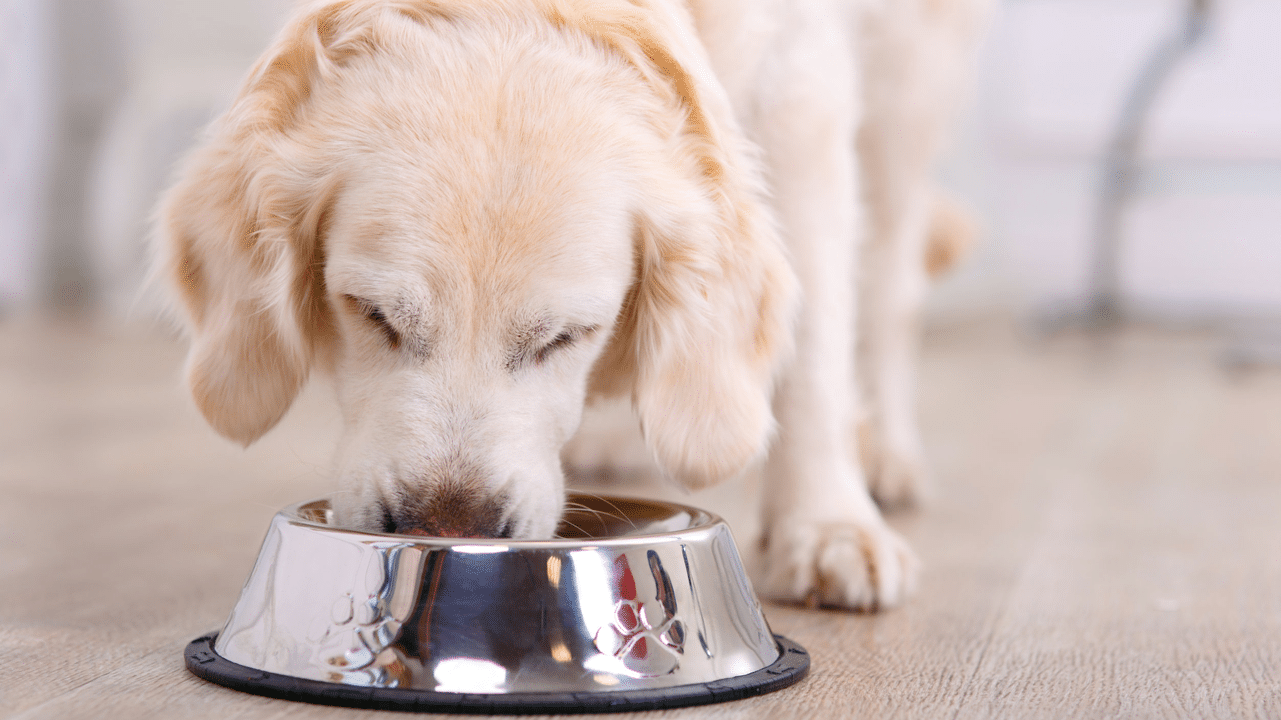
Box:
[381,482,512,538]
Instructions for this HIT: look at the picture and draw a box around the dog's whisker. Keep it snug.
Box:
[563,500,630,529]
[576,492,638,532]
[555,517,592,539]
[563,501,615,516]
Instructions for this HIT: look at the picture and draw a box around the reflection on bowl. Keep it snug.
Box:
[186,494,809,712]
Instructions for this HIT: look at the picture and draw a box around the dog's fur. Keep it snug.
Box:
[157,0,987,609]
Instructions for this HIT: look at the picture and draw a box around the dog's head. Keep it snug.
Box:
[156,0,795,538]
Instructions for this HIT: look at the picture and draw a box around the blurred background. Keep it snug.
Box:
[935,0,1281,333]
[4,4,1281,715]
[2,0,1279,328]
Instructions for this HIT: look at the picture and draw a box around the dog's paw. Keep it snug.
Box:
[868,442,933,509]
[759,517,919,611]
[858,421,932,509]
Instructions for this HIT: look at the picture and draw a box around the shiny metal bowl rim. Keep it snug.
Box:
[281,494,724,548]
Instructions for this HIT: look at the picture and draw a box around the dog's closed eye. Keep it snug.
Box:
[534,329,581,364]
[343,294,401,350]
[509,324,599,371]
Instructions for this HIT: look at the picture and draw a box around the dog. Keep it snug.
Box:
[156,0,987,610]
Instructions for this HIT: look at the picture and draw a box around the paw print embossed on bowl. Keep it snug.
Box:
[591,552,686,677]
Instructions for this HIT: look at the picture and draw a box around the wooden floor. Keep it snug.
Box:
[3,316,1280,719]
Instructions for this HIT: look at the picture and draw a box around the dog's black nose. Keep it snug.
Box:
[389,483,511,539]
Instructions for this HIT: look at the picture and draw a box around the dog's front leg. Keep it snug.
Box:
[750,14,917,611]
[855,0,988,509]
[856,168,937,509]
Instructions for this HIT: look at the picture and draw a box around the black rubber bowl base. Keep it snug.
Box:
[185,633,809,714]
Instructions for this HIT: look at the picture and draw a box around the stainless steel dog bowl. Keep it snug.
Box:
[185,494,808,713]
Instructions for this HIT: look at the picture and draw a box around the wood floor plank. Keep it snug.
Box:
[949,332,1281,720]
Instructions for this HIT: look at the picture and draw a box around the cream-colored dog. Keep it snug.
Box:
[157,0,987,610]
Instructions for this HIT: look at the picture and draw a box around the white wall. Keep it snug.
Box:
[0,0,291,315]
[0,0,53,310]
[3,0,1279,321]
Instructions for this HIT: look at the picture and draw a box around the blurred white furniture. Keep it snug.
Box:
[87,0,291,317]
[0,0,53,310]
[970,0,1281,320]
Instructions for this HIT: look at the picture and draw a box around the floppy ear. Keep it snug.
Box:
[572,0,800,489]
[154,4,362,445]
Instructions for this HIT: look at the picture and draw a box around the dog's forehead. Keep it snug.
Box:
[313,20,651,336]
[324,103,639,285]
[324,169,635,329]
